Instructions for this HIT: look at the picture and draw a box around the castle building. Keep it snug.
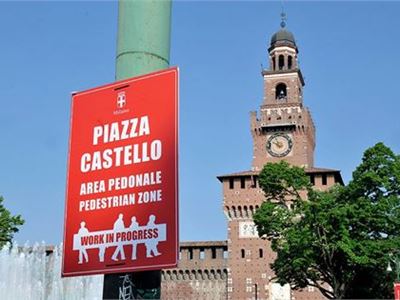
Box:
[161,18,343,300]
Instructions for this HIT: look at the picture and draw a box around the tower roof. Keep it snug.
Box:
[269,12,297,51]
[270,29,296,46]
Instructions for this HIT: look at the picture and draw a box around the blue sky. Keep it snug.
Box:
[0,1,399,245]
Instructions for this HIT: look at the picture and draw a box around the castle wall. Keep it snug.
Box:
[161,242,228,300]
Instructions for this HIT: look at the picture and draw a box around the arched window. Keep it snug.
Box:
[288,56,293,69]
[275,83,287,100]
[225,206,231,219]
[244,206,248,218]
[241,249,245,258]
[204,270,210,280]
[278,55,284,70]
[259,248,264,258]
[249,205,254,215]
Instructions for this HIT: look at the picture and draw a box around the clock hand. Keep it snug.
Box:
[273,140,283,148]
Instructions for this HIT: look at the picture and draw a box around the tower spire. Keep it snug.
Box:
[280,11,287,28]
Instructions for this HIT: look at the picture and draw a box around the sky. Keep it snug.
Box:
[0,1,399,246]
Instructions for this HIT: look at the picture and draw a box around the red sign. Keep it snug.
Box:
[395,283,400,300]
[62,68,179,277]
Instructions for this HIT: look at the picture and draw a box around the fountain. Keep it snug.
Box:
[0,242,103,300]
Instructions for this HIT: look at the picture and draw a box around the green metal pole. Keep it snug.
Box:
[103,1,171,299]
[116,0,171,80]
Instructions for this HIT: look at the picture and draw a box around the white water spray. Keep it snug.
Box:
[0,242,103,300]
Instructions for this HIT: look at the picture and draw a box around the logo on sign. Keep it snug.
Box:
[114,91,130,115]
[117,92,126,108]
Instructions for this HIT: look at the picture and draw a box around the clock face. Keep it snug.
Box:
[267,133,293,157]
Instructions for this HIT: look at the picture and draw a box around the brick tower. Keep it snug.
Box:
[217,16,343,300]
[160,15,344,300]
[251,19,314,171]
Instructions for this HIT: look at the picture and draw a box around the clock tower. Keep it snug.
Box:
[160,13,345,300]
[218,15,342,300]
[251,19,315,170]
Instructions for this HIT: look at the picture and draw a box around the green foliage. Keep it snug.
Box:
[258,160,312,205]
[253,143,400,299]
[0,196,24,248]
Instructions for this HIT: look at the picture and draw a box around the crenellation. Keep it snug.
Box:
[180,248,189,261]
[216,247,224,260]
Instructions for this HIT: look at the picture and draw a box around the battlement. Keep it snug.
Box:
[161,241,228,299]
[251,105,315,132]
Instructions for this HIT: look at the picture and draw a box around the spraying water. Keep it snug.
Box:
[0,242,103,300]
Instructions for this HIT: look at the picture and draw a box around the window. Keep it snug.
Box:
[229,178,234,189]
[241,249,245,258]
[288,55,293,69]
[310,174,315,185]
[188,248,193,260]
[252,176,257,188]
[240,177,246,189]
[275,83,287,100]
[278,55,284,70]
[200,249,205,259]
[322,174,327,185]
[259,249,263,258]
[212,248,217,259]
[334,175,340,184]
[246,286,252,292]
[223,250,229,259]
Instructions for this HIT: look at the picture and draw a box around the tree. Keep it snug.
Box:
[0,196,24,248]
[253,143,400,299]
